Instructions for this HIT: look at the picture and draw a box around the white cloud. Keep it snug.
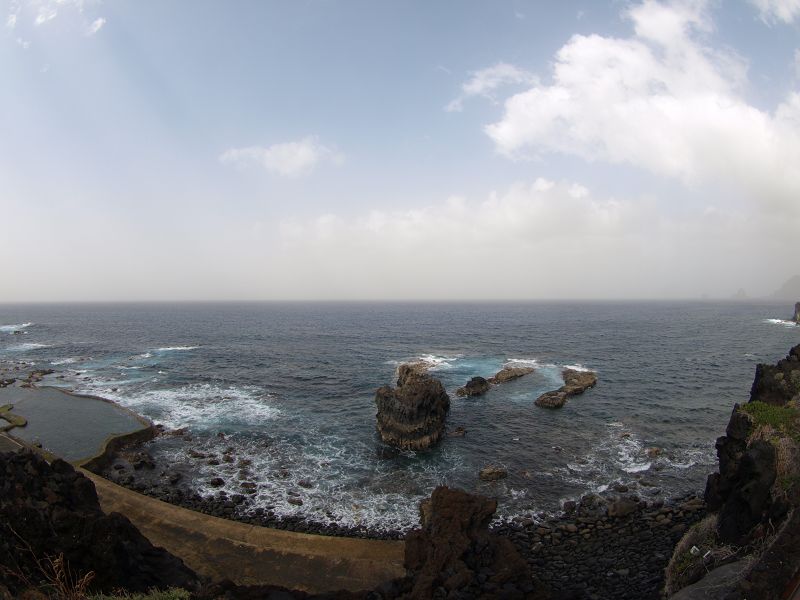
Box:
[482,0,800,211]
[34,5,58,25]
[220,136,342,178]
[446,63,538,112]
[271,178,797,299]
[87,16,105,35]
[749,0,800,23]
[7,13,17,28]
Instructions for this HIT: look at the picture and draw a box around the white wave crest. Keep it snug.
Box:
[0,322,33,333]
[764,318,798,328]
[50,357,79,365]
[6,343,51,352]
[155,345,200,352]
[109,383,280,430]
[505,357,542,368]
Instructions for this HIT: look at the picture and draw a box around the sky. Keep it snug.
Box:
[1,0,799,301]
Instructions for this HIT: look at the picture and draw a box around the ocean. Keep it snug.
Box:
[1,301,797,532]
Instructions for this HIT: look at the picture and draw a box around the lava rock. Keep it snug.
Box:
[0,451,198,596]
[456,376,491,397]
[479,465,509,481]
[375,365,450,450]
[488,366,535,384]
[535,369,598,408]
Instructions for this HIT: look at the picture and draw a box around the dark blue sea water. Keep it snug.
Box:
[1,301,797,530]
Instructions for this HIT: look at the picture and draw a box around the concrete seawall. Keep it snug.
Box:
[82,469,406,593]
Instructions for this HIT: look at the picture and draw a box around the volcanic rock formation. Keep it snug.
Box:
[397,486,539,599]
[488,366,535,384]
[794,302,800,324]
[535,369,598,408]
[456,376,490,397]
[375,365,450,450]
[0,450,198,596]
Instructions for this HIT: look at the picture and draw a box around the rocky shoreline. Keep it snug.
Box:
[92,434,709,599]
[4,339,799,598]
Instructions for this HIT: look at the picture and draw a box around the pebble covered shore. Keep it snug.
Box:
[99,445,706,600]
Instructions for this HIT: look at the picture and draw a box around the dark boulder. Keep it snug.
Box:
[456,376,490,397]
[375,365,450,450]
[749,344,800,405]
[535,369,598,408]
[400,486,538,599]
[717,440,777,544]
[0,450,198,596]
[478,465,508,481]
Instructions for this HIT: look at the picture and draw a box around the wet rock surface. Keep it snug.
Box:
[535,369,598,408]
[374,365,450,451]
[0,450,198,596]
[456,376,490,397]
[488,366,535,384]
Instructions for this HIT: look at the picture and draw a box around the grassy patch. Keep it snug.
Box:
[741,402,799,438]
[90,589,191,600]
[779,475,800,492]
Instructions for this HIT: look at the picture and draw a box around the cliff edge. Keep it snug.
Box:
[666,344,800,599]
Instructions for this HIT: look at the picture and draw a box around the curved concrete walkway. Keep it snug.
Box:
[82,470,406,594]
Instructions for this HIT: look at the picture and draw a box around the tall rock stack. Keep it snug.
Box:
[375,365,450,450]
[793,302,800,323]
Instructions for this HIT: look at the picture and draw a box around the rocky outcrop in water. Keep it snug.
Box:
[456,376,490,397]
[396,486,540,599]
[535,369,598,408]
[793,302,800,324]
[479,465,508,481]
[488,366,535,384]
[0,450,198,596]
[375,365,450,450]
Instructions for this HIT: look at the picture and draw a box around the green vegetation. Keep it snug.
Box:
[741,401,799,438]
[90,589,190,600]
[0,404,27,430]
[664,515,720,596]
[779,475,800,492]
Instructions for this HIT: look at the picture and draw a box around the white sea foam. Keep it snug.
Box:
[110,383,280,431]
[155,346,200,352]
[6,343,51,352]
[505,357,543,368]
[415,353,462,370]
[764,318,798,328]
[0,322,32,333]
[50,357,80,365]
[562,363,593,372]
